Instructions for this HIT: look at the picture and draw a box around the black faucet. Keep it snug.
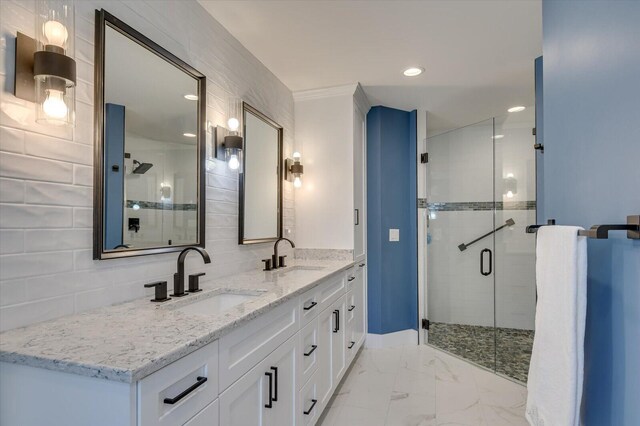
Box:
[173,246,211,297]
[270,237,295,270]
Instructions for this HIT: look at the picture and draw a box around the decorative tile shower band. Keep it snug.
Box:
[418,199,536,211]
[126,200,198,211]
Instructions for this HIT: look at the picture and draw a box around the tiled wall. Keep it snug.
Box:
[0,0,295,332]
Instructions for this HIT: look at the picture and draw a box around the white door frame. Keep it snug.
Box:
[416,110,428,345]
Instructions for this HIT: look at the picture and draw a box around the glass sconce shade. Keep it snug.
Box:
[34,0,76,126]
[286,152,304,188]
[225,147,243,172]
[227,98,242,136]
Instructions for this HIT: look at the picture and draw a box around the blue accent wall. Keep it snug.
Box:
[105,103,125,250]
[542,1,640,424]
[366,106,418,334]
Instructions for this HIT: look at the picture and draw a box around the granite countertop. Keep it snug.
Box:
[0,259,355,383]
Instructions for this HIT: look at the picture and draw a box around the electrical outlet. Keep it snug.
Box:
[389,228,400,242]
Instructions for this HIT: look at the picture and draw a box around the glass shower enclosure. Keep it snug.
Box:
[423,108,537,383]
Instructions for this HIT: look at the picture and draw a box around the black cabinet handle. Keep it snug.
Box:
[303,301,317,311]
[348,276,355,282]
[304,399,318,415]
[355,209,359,226]
[348,341,355,349]
[163,376,207,404]
[359,263,365,267]
[270,366,278,402]
[304,344,318,357]
[480,248,492,276]
[264,372,273,408]
[333,310,340,333]
[348,305,355,312]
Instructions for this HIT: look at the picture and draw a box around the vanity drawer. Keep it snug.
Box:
[298,317,320,388]
[317,272,347,312]
[297,369,320,426]
[138,340,219,426]
[219,299,298,391]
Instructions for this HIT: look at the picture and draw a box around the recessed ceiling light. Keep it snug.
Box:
[183,132,196,138]
[403,67,424,77]
[184,94,198,101]
[508,106,526,113]
[493,134,504,139]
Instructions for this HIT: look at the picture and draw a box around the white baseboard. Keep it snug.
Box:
[365,329,418,348]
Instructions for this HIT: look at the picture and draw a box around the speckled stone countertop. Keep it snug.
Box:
[0,259,355,383]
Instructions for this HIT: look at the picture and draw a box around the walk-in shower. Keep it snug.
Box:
[422,107,537,383]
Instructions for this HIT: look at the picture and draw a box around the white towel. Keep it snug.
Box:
[526,226,587,426]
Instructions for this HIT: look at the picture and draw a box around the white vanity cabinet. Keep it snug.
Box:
[0,264,366,426]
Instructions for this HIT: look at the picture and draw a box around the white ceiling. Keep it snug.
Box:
[199,0,541,135]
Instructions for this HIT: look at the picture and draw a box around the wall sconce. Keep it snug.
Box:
[503,173,517,198]
[214,98,243,171]
[13,0,76,126]
[160,183,172,201]
[285,152,304,188]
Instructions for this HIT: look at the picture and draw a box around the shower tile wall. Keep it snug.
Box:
[0,0,295,332]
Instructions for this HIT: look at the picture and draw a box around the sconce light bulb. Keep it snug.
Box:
[132,204,140,211]
[506,173,514,178]
[42,89,68,119]
[292,151,301,160]
[228,154,240,170]
[227,117,240,132]
[43,20,68,48]
[506,191,514,198]
[293,176,302,188]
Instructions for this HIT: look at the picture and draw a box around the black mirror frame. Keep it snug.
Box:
[92,9,206,260]
[238,102,283,245]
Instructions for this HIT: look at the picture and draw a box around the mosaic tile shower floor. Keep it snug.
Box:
[428,322,534,383]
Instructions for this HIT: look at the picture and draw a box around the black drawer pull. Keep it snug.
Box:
[264,372,273,408]
[270,366,278,402]
[163,376,207,404]
[348,341,355,349]
[303,301,317,311]
[348,276,355,282]
[333,310,340,333]
[304,344,318,357]
[348,305,355,312]
[304,399,318,415]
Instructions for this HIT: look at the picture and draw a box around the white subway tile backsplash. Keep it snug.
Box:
[0,0,294,331]
[0,152,73,183]
[25,133,93,165]
[0,126,25,153]
[0,204,72,228]
[0,178,25,202]
[24,229,92,252]
[0,230,23,254]
[0,251,73,280]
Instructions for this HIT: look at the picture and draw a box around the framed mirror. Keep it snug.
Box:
[239,103,283,244]
[93,10,206,259]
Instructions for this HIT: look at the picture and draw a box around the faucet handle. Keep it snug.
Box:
[262,258,273,271]
[188,273,205,293]
[144,281,170,302]
[278,255,287,268]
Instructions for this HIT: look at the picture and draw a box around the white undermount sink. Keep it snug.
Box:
[175,292,259,316]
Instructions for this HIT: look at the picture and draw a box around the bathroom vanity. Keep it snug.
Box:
[0,259,367,426]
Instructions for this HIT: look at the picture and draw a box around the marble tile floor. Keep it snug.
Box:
[318,344,528,426]
[428,322,534,383]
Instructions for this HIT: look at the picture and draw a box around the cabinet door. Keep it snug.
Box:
[183,399,218,426]
[353,264,366,349]
[345,289,356,365]
[317,305,334,409]
[266,335,297,426]
[353,103,366,261]
[331,296,347,385]
[218,360,268,426]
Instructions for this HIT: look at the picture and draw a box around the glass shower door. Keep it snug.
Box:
[425,118,497,372]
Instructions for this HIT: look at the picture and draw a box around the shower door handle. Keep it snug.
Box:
[480,248,492,276]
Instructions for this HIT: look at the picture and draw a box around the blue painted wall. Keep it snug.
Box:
[104,103,125,250]
[366,106,418,334]
[542,1,640,424]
